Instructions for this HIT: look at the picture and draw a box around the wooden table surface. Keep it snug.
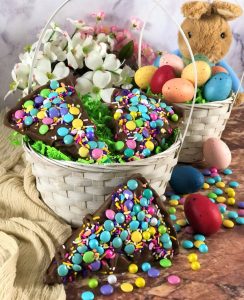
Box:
[65,106,244,300]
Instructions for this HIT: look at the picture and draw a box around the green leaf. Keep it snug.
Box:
[118,40,134,61]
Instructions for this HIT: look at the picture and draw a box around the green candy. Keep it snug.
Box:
[171,114,178,122]
[39,125,49,135]
[168,207,176,214]
[135,118,144,127]
[40,88,51,98]
[208,192,217,199]
[160,258,172,268]
[23,100,34,108]
[115,141,124,151]
[83,251,95,264]
[158,225,167,234]
[88,278,99,289]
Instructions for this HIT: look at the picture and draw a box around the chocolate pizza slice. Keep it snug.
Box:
[4,77,109,161]
[45,175,179,285]
[109,88,179,161]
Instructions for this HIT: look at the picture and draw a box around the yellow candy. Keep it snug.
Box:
[56,87,66,93]
[131,232,142,243]
[128,264,138,274]
[169,200,179,206]
[26,105,34,113]
[225,188,235,197]
[79,147,89,158]
[227,198,235,205]
[37,111,46,119]
[148,227,156,236]
[191,261,201,271]
[72,119,83,129]
[142,231,151,240]
[194,240,204,248]
[121,282,134,293]
[187,253,198,263]
[114,112,121,120]
[130,111,137,119]
[216,196,226,203]
[203,183,210,190]
[216,182,225,188]
[135,277,146,288]
[176,219,187,227]
[126,121,136,131]
[145,141,154,151]
[223,219,234,228]
[69,107,80,115]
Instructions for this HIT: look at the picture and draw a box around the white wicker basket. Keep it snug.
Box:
[21,0,199,227]
[176,96,234,163]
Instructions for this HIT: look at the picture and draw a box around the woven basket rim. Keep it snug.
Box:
[175,95,234,109]
[23,137,181,171]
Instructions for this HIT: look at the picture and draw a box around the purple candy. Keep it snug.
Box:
[86,132,95,140]
[124,200,134,210]
[202,169,211,176]
[238,202,244,209]
[148,267,160,278]
[123,189,133,200]
[142,129,149,138]
[90,260,101,271]
[49,107,60,118]
[60,107,68,116]
[100,284,114,296]
[34,96,44,106]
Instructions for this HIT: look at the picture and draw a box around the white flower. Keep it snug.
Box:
[67,18,94,32]
[12,63,30,90]
[43,41,67,62]
[33,57,69,85]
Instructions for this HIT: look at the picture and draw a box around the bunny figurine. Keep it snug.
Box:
[175,0,244,105]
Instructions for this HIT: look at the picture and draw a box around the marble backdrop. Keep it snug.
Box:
[0,0,243,108]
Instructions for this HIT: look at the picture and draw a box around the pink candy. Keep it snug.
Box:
[179,197,185,205]
[105,209,115,220]
[92,148,103,160]
[105,249,115,259]
[167,275,181,285]
[147,206,155,215]
[42,117,53,125]
[150,113,158,121]
[126,140,136,149]
[15,110,25,119]
[210,167,218,173]
[238,209,244,217]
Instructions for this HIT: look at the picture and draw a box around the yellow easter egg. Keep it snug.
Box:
[135,66,157,90]
[181,61,211,87]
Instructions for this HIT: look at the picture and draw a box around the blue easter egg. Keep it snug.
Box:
[170,166,204,194]
[203,73,232,102]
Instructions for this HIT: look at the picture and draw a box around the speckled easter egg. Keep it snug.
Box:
[203,73,232,102]
[203,138,231,170]
[170,166,204,194]
[212,66,228,75]
[181,61,211,87]
[134,66,157,90]
[159,53,184,75]
[162,78,194,103]
[184,194,222,236]
[150,65,176,94]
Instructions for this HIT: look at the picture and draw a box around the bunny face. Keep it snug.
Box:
[179,14,232,63]
[178,1,242,63]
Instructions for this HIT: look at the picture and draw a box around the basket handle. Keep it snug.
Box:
[139,0,198,150]
[27,0,198,151]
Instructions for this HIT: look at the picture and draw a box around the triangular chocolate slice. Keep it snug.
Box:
[45,175,179,285]
[4,76,109,161]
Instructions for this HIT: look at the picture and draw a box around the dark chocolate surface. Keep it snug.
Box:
[45,176,179,289]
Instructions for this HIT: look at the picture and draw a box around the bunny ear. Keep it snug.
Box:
[212,1,243,20]
[182,1,212,20]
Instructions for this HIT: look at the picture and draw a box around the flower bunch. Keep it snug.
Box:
[6,13,156,101]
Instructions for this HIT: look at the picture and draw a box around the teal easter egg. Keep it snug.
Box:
[203,73,232,101]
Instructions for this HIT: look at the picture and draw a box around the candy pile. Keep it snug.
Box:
[111,88,179,161]
[45,177,179,286]
[5,78,110,162]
